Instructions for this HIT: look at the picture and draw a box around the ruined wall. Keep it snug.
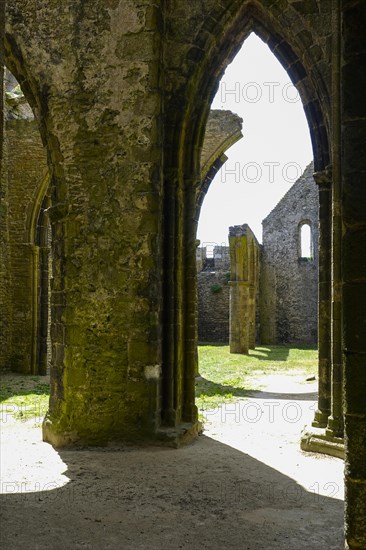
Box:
[0,73,48,372]
[197,163,319,350]
[197,271,230,343]
[260,163,318,345]
[196,245,230,273]
[197,246,230,343]
[6,118,48,371]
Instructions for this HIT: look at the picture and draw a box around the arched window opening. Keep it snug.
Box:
[299,222,313,260]
[3,68,51,375]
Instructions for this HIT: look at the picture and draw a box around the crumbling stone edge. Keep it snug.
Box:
[300,426,344,459]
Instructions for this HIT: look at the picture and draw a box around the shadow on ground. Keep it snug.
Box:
[247,346,291,361]
[247,389,318,401]
[195,376,317,402]
[198,343,317,362]
[195,376,253,400]
[0,435,343,550]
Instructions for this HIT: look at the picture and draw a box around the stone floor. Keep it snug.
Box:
[0,375,344,549]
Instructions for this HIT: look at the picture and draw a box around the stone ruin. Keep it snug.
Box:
[197,162,318,348]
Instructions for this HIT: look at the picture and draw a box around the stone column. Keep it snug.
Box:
[37,244,50,375]
[229,226,249,354]
[342,2,366,549]
[11,2,168,446]
[248,244,256,350]
[326,0,343,439]
[312,168,332,428]
[229,224,258,354]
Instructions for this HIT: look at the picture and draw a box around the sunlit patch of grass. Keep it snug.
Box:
[196,344,317,411]
[0,376,50,426]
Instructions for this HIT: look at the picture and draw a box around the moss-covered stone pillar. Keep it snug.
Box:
[229,227,249,354]
[5,0,167,446]
[312,168,332,428]
[342,2,366,548]
[229,224,259,354]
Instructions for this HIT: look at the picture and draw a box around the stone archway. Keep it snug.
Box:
[161,1,332,441]
[1,68,49,374]
[3,0,333,443]
[3,0,332,442]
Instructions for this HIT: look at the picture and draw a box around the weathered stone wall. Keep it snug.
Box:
[197,271,230,343]
[196,245,230,273]
[197,245,231,343]
[212,246,231,271]
[197,110,243,219]
[260,163,318,345]
[0,5,9,370]
[0,73,49,373]
[196,246,206,273]
[6,119,48,372]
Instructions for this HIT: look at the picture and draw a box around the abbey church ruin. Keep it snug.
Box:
[198,161,319,347]
[1,2,366,548]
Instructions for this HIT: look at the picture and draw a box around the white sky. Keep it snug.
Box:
[197,33,313,246]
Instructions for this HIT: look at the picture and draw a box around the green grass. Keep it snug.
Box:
[196,344,318,411]
[0,375,50,426]
[0,345,317,426]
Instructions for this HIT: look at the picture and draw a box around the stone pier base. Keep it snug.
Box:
[300,426,344,459]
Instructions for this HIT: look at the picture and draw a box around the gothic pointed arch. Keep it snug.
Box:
[177,2,331,182]
[160,0,331,432]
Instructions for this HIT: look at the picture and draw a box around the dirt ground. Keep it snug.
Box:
[0,374,344,550]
